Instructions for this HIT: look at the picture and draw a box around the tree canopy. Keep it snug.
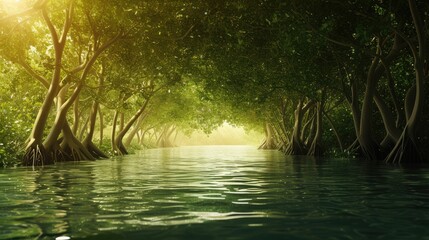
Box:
[1,0,428,167]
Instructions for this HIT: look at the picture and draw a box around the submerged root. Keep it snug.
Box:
[277,141,288,152]
[157,139,175,148]
[114,137,129,155]
[61,143,95,161]
[83,140,108,159]
[258,138,277,150]
[358,138,382,161]
[345,139,362,157]
[284,139,306,155]
[116,142,128,155]
[307,143,323,157]
[60,136,96,162]
[385,129,423,165]
[22,141,53,166]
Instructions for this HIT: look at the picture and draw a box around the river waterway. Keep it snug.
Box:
[1,145,428,239]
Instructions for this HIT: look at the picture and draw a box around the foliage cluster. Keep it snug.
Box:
[0,0,428,166]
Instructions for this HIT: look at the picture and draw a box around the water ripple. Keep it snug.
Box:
[0,146,429,239]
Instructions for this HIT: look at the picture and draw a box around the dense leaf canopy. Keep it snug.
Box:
[0,0,428,166]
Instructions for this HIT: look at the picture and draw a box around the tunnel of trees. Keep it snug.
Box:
[0,0,428,167]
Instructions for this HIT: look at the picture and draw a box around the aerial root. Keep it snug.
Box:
[385,130,422,165]
[23,142,52,166]
[84,140,108,159]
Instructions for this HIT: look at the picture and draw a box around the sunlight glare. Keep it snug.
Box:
[1,0,25,15]
[176,122,263,146]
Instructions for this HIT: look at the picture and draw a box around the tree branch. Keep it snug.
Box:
[42,8,59,46]
[18,59,50,88]
[59,0,74,46]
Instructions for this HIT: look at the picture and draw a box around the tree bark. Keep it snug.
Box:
[156,125,177,148]
[124,113,146,147]
[60,121,95,161]
[82,65,107,158]
[358,43,382,161]
[72,95,80,135]
[386,0,426,164]
[111,110,119,154]
[308,100,324,156]
[258,123,277,149]
[83,104,107,158]
[285,99,314,155]
[99,106,104,146]
[114,99,150,155]
[22,5,72,166]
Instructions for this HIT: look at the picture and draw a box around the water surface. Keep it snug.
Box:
[1,146,428,239]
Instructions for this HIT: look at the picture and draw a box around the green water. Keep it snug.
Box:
[1,145,428,240]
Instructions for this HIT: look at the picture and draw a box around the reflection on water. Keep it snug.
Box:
[1,145,429,239]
